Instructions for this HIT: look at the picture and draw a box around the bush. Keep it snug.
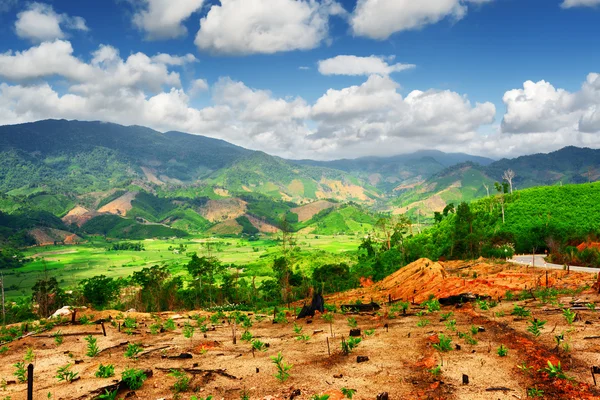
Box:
[122,368,147,390]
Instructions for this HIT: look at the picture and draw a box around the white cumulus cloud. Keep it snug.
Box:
[195,0,343,55]
[502,73,600,134]
[318,55,415,76]
[15,3,88,43]
[350,0,492,40]
[561,0,600,8]
[133,0,205,40]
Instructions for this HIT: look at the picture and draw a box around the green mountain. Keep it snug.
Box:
[1,119,600,244]
[391,146,600,220]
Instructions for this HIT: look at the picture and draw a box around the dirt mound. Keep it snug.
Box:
[199,198,247,222]
[62,206,99,227]
[324,258,598,305]
[97,191,138,216]
[292,200,336,222]
[29,228,83,246]
[246,214,279,233]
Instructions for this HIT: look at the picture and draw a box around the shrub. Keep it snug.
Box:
[347,317,357,328]
[163,318,176,331]
[541,361,570,380]
[13,361,26,383]
[53,330,63,346]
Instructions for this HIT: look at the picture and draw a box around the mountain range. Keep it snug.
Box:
[0,119,598,244]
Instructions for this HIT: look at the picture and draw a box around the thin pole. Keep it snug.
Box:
[27,363,34,400]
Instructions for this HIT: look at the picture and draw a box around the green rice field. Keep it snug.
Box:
[3,235,361,300]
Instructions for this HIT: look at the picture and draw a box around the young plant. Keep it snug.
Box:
[271,352,292,383]
[429,365,442,377]
[85,335,100,357]
[24,347,34,362]
[497,345,508,357]
[417,319,430,327]
[470,325,479,335]
[433,334,452,352]
[163,318,176,331]
[241,331,253,342]
[477,300,490,311]
[364,329,375,336]
[311,395,330,400]
[341,388,357,399]
[517,362,533,376]
[347,317,357,328]
[124,343,143,359]
[297,334,310,342]
[95,364,115,378]
[511,305,531,317]
[527,319,546,337]
[122,368,147,390]
[422,298,441,313]
[341,337,361,355]
[251,339,267,355]
[586,303,596,311]
[149,323,161,335]
[97,390,118,400]
[53,330,64,346]
[293,323,303,334]
[562,308,576,325]
[169,369,191,393]
[183,322,195,340]
[440,312,454,321]
[123,317,137,329]
[527,388,544,398]
[445,319,457,331]
[56,364,78,383]
[322,313,334,335]
[13,361,27,383]
[541,361,570,380]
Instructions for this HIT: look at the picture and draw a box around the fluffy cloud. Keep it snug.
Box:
[502,73,600,134]
[318,55,415,76]
[189,79,209,95]
[132,0,204,40]
[195,0,344,55]
[561,0,600,8]
[15,3,88,43]
[311,75,495,149]
[350,0,491,40]
[0,40,196,96]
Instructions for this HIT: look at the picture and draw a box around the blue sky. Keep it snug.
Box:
[0,0,599,160]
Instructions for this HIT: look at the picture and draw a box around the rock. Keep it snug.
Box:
[478,326,485,332]
[357,356,369,363]
[126,308,136,313]
[289,389,301,399]
[333,374,343,378]
[376,393,389,400]
[51,306,73,319]
[349,329,361,337]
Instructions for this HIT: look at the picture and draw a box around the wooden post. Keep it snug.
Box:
[326,337,330,356]
[27,363,34,400]
[71,309,76,324]
[592,367,597,386]
[546,271,549,288]
[101,322,106,337]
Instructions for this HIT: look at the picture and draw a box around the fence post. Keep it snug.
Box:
[27,363,34,400]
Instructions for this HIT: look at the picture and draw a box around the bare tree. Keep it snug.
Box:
[502,169,516,194]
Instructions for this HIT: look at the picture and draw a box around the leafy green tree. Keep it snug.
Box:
[80,275,121,309]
